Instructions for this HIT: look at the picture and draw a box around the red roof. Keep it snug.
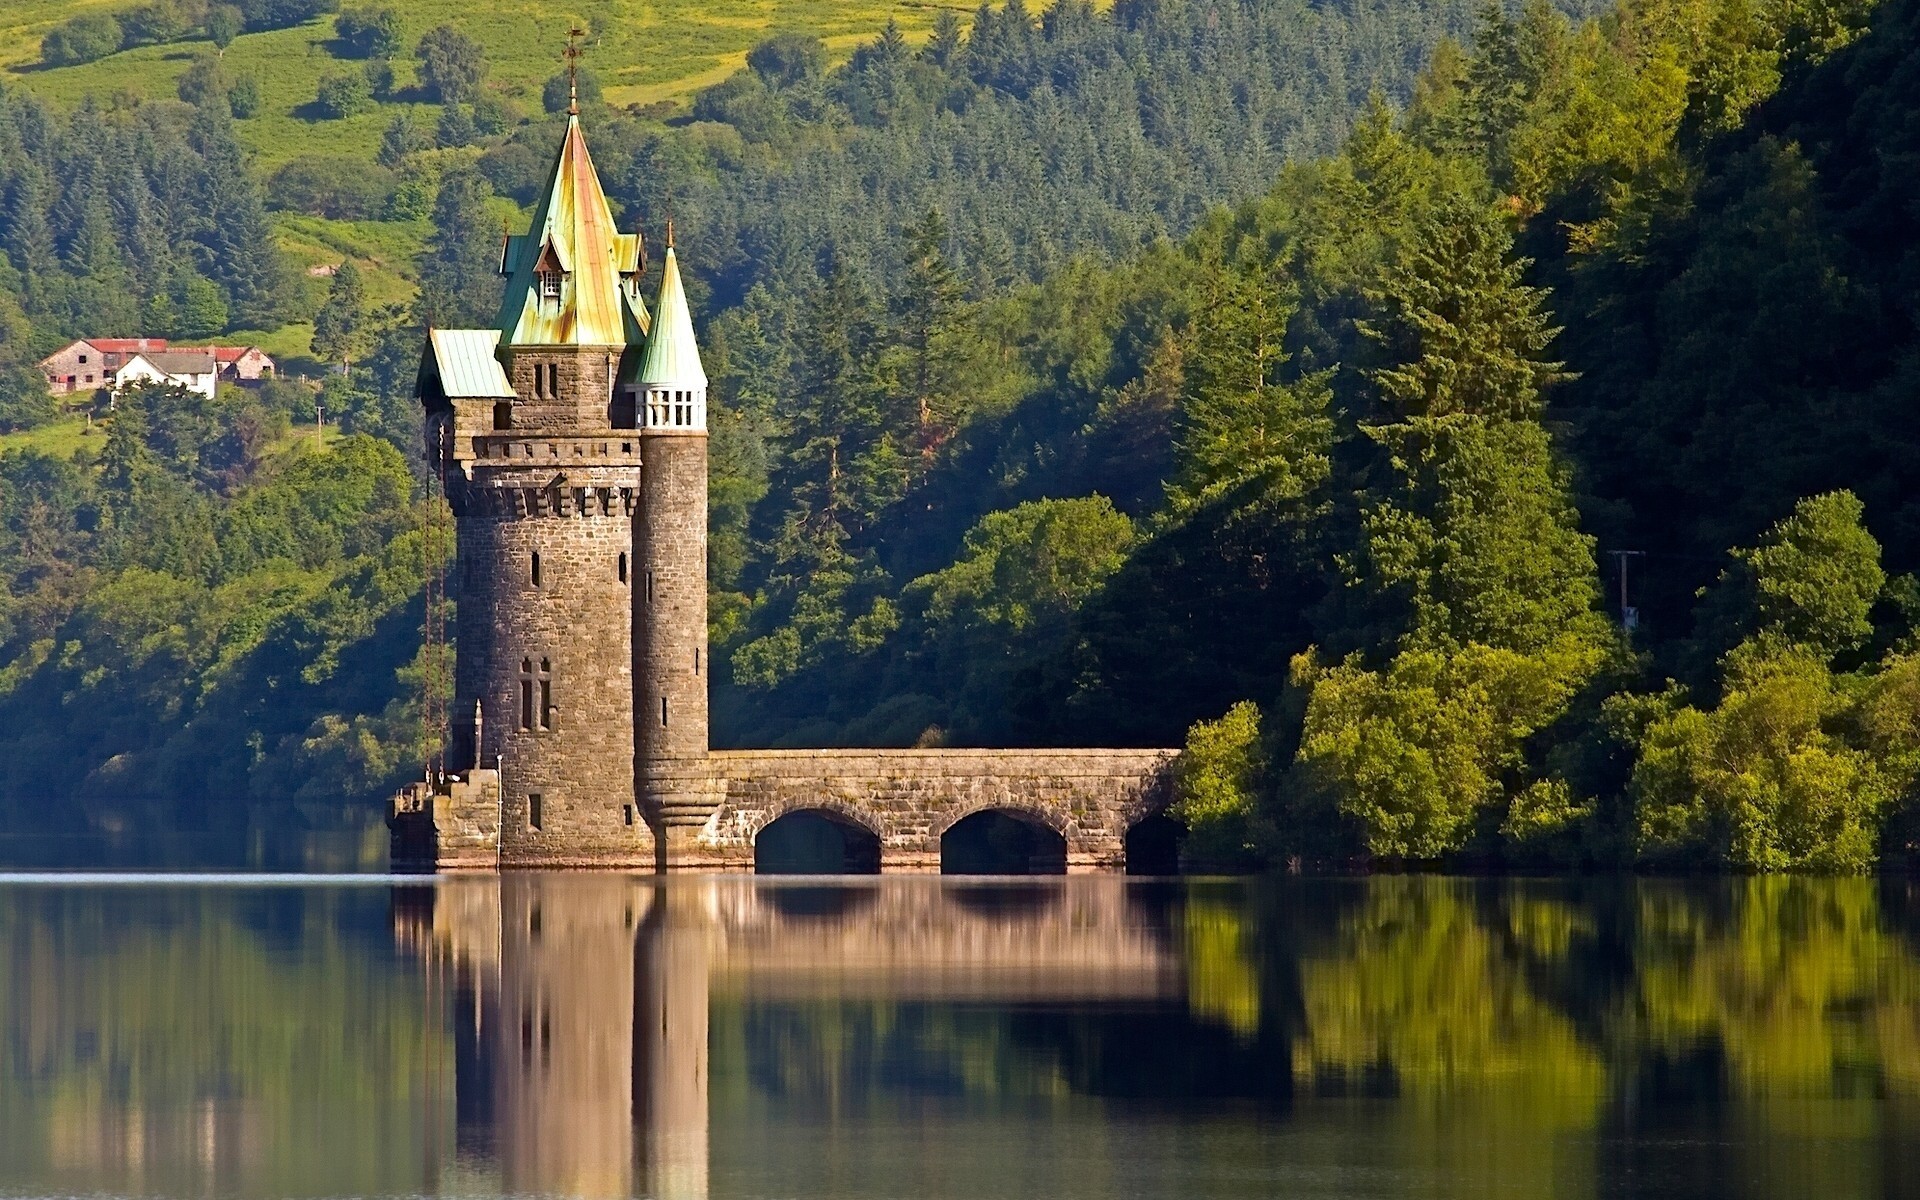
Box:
[87,338,170,353]
[178,346,263,363]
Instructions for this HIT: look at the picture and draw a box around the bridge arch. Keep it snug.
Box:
[1124,813,1186,875]
[940,807,1068,875]
[753,804,882,875]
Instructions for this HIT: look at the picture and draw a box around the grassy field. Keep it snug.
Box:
[2,2,989,375]
[0,413,101,459]
[3,1,983,165]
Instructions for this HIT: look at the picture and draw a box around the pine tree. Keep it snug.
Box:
[893,208,968,463]
[1174,251,1333,508]
[1360,193,1566,422]
[311,261,368,369]
[415,169,501,328]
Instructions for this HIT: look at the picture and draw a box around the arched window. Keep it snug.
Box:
[530,552,542,587]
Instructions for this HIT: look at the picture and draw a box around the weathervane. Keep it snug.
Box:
[563,27,587,114]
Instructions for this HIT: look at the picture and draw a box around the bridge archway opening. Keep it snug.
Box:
[941,810,1066,875]
[1125,815,1186,876]
[754,809,881,875]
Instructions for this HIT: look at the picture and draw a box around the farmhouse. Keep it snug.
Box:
[38,339,277,395]
[38,337,169,394]
[113,351,219,400]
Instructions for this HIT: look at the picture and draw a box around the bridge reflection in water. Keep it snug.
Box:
[394,875,1182,1199]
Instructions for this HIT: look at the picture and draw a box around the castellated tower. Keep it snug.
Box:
[411,108,699,867]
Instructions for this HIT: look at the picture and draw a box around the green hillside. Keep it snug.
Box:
[2,1,986,166]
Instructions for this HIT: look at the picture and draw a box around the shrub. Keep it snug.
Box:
[1172,700,1267,867]
[237,0,337,33]
[314,71,374,119]
[362,59,394,100]
[333,5,400,58]
[206,5,243,50]
[41,13,124,66]
[227,74,262,118]
[268,156,393,219]
[177,54,229,107]
[122,1,190,47]
[414,24,486,104]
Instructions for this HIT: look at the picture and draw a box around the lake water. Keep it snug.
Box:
[2,873,1918,1199]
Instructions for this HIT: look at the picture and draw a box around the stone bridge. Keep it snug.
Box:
[397,747,1182,872]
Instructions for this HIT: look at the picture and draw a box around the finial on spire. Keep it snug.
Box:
[563,27,587,115]
[665,185,675,248]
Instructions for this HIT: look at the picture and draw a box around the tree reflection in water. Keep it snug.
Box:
[1,876,1919,1197]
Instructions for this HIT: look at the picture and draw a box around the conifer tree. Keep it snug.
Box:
[1360,193,1566,421]
[312,261,368,370]
[1173,251,1333,508]
[414,169,500,328]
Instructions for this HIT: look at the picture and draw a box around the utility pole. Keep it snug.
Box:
[1608,550,1646,633]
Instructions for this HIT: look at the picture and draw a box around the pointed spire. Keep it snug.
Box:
[636,243,707,391]
[495,113,647,347]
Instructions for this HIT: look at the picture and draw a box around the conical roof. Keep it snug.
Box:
[635,246,707,388]
[496,114,649,347]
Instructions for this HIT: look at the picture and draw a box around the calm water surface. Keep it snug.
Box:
[2,874,1918,1199]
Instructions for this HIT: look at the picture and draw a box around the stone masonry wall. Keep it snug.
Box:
[694,749,1179,872]
[637,431,716,839]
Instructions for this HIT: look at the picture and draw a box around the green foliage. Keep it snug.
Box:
[411,167,499,327]
[1360,193,1566,421]
[1630,653,1892,870]
[206,4,243,50]
[1699,491,1885,666]
[314,69,373,119]
[227,72,262,118]
[542,67,601,113]
[1173,252,1334,509]
[1172,700,1268,866]
[333,5,400,58]
[1351,418,1610,656]
[0,364,56,434]
[1291,640,1600,857]
[122,1,190,47]
[41,13,122,67]
[311,261,367,368]
[413,24,486,105]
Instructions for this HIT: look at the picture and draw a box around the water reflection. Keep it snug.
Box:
[3,876,1920,1198]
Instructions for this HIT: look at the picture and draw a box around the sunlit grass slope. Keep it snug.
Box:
[3,1,985,165]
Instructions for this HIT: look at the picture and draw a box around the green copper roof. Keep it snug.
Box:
[496,114,650,348]
[426,328,514,398]
[635,246,707,388]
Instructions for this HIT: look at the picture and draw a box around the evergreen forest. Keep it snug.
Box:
[0,0,1918,870]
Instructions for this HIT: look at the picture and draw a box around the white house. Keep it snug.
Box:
[113,351,219,400]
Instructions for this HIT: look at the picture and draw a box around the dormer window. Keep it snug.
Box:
[539,271,562,299]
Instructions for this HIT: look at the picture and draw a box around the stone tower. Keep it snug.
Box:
[634,235,717,857]
[416,107,683,867]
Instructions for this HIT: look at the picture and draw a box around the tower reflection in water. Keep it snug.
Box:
[395,875,1177,1200]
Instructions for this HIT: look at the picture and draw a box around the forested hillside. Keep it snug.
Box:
[1,0,1918,870]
